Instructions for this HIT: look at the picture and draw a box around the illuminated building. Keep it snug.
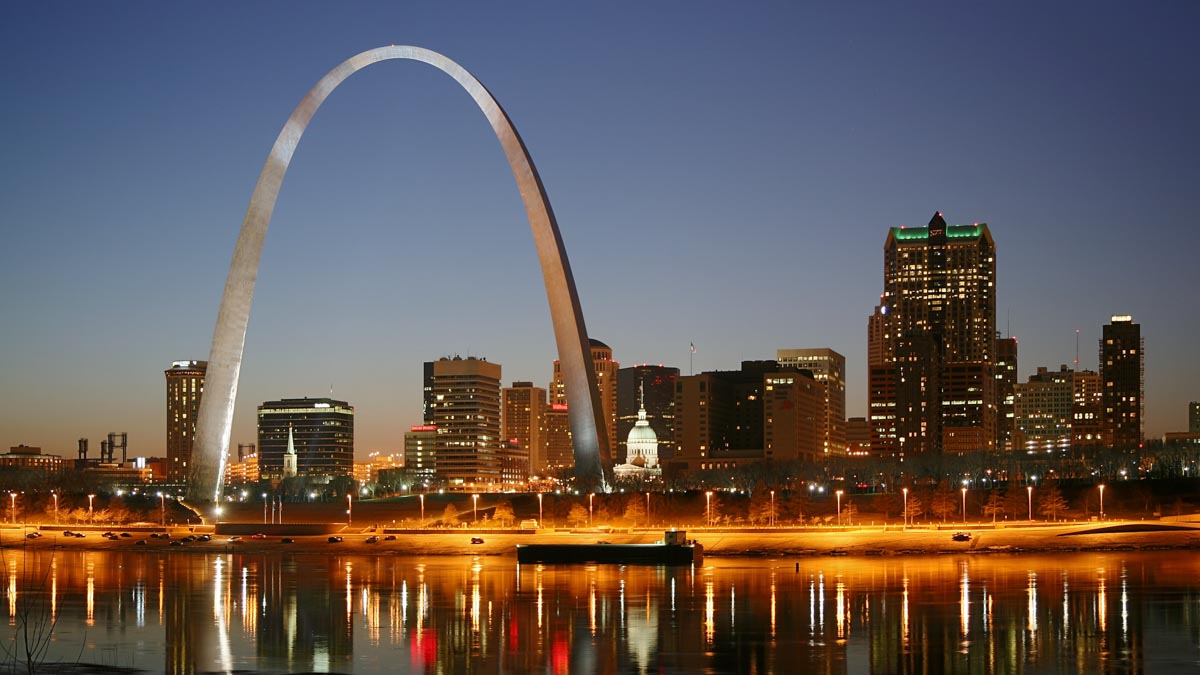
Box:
[846,417,871,455]
[502,382,546,473]
[763,370,822,463]
[614,383,663,479]
[617,365,677,463]
[994,337,1018,451]
[871,212,996,456]
[552,338,618,460]
[1072,370,1104,449]
[777,348,846,454]
[0,445,66,474]
[1191,402,1200,433]
[543,404,573,473]
[404,427,437,480]
[1013,366,1075,453]
[224,449,260,484]
[431,356,525,489]
[257,398,354,480]
[1101,315,1144,448]
[165,360,206,482]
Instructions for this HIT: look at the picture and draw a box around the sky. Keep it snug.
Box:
[2,2,1198,459]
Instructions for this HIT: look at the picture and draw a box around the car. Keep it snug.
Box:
[135,540,147,546]
[952,532,972,542]
[73,533,85,538]
[120,532,132,538]
[183,535,197,542]
[384,535,396,541]
[281,538,295,544]
[198,534,212,542]
[161,533,171,540]
[102,532,114,537]
[169,540,183,547]
[26,532,42,539]
[470,537,485,545]
[63,531,75,537]
[227,536,242,542]
[327,536,343,543]
[250,533,267,540]
[365,536,379,544]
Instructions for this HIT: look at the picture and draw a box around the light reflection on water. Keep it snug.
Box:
[0,550,1198,673]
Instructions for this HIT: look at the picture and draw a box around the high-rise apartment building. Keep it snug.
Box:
[552,339,618,461]
[543,403,574,473]
[1013,366,1075,453]
[165,360,206,483]
[617,365,678,464]
[846,417,871,455]
[257,397,355,479]
[994,337,1018,452]
[870,212,996,456]
[1072,370,1104,449]
[1100,316,1144,448]
[502,382,547,474]
[777,348,846,455]
[404,425,437,481]
[431,356,525,488]
[763,371,822,463]
[1191,402,1200,434]
[422,361,436,425]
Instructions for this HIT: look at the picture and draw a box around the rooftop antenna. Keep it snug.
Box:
[1074,329,1080,368]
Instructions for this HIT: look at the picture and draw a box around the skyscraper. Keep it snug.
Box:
[1191,402,1200,434]
[994,337,1018,452]
[1013,366,1075,453]
[543,403,574,474]
[552,339,618,460]
[1101,315,1144,448]
[257,397,355,479]
[777,348,846,455]
[617,365,678,464]
[165,360,206,483]
[502,382,547,474]
[871,212,996,456]
[762,370,822,463]
[432,356,525,488]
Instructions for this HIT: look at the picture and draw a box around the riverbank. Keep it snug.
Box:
[6,519,1200,558]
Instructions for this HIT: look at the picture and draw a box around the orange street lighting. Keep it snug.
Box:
[836,490,844,526]
[705,491,713,526]
[961,487,968,524]
[1027,486,1033,521]
[347,494,353,525]
[902,487,909,530]
[472,494,480,523]
[88,494,95,525]
[589,493,595,526]
[1099,484,1106,520]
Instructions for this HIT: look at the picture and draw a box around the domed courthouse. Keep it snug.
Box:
[614,384,662,480]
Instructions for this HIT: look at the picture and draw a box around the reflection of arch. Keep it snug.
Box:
[189,46,612,502]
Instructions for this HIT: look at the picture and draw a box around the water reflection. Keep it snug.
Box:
[0,550,1197,672]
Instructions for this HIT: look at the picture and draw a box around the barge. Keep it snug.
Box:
[516,530,703,566]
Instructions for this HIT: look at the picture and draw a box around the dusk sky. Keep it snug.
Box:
[2,3,1197,459]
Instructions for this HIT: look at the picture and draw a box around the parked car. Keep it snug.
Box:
[250,533,267,539]
[365,536,379,544]
[227,536,242,542]
[198,534,212,542]
[169,540,183,547]
[327,536,343,543]
[26,532,42,539]
[384,535,396,541]
[135,540,147,546]
[952,532,972,542]
[470,537,485,545]
[281,538,295,544]
[120,532,132,538]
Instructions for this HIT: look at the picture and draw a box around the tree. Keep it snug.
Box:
[781,490,810,525]
[874,492,902,520]
[903,495,924,524]
[982,492,1005,523]
[440,503,459,527]
[492,501,515,527]
[930,483,957,523]
[622,497,646,526]
[1038,484,1069,522]
[747,489,778,526]
[567,503,589,527]
[841,501,858,525]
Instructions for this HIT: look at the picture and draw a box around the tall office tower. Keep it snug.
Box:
[763,370,822,463]
[165,360,207,483]
[552,338,618,459]
[422,361,436,425]
[1191,402,1200,433]
[1100,315,1144,448]
[777,348,847,455]
[1072,370,1104,450]
[617,365,678,464]
[868,304,887,368]
[875,212,996,456]
[431,356,524,488]
[257,398,355,479]
[672,360,789,471]
[543,403,574,473]
[403,425,438,482]
[994,337,1019,451]
[1013,366,1075,453]
[502,382,546,474]
[846,417,871,455]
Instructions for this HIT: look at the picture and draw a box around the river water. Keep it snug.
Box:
[1,549,1197,673]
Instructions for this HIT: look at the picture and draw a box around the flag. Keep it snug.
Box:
[690,342,696,354]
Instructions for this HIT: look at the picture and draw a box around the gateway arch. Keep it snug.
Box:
[189,46,613,503]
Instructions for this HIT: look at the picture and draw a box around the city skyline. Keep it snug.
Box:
[2,4,1198,458]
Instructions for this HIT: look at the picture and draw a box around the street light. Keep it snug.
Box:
[472,494,479,523]
[645,492,651,527]
[770,490,776,527]
[52,492,59,525]
[589,493,595,526]
[419,494,425,526]
[262,493,268,524]
[1099,484,1106,520]
[902,487,908,530]
[158,492,166,527]
[705,491,713,526]
[1027,486,1033,521]
[961,487,967,524]
[537,493,544,527]
[836,490,844,526]
[347,494,353,526]
[8,492,16,525]
[87,494,95,525]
